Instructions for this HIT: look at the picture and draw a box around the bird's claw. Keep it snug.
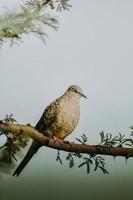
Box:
[52,136,63,144]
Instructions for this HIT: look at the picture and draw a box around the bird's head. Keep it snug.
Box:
[66,85,87,99]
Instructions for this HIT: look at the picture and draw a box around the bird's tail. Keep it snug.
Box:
[13,141,41,177]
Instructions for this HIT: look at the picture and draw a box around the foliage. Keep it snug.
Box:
[56,134,109,175]
[0,0,71,46]
[0,1,133,176]
[0,114,29,162]
[56,128,133,175]
[26,0,71,11]
[99,131,133,148]
[1,112,133,175]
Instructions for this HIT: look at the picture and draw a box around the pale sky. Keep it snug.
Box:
[0,1,133,200]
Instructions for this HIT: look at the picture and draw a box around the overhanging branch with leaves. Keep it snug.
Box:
[1,120,133,157]
[0,0,71,46]
[0,115,133,174]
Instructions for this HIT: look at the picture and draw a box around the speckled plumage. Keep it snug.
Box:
[13,85,86,176]
[36,90,80,139]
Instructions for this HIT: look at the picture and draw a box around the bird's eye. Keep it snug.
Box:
[74,89,77,93]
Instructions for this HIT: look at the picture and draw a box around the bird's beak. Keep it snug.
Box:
[80,92,87,99]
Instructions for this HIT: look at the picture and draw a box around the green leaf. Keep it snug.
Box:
[69,158,74,168]
[66,153,71,160]
[78,162,86,168]
[75,138,82,143]
[98,166,109,174]
[86,162,90,174]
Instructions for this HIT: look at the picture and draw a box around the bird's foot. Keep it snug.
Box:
[52,136,63,144]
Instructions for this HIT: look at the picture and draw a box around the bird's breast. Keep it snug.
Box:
[53,98,80,139]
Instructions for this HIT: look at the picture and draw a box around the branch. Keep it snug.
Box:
[0,121,133,158]
[0,0,71,46]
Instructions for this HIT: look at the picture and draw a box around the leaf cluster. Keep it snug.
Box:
[56,150,109,175]
[26,0,71,11]
[56,134,109,174]
[0,114,29,162]
[0,5,58,46]
[56,129,133,175]
[0,0,71,47]
[99,131,133,148]
[76,134,88,144]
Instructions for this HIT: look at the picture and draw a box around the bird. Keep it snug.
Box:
[13,85,87,176]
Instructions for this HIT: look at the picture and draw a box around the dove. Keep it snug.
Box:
[13,85,87,176]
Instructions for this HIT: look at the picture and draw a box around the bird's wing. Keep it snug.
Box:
[35,99,60,134]
[13,100,60,176]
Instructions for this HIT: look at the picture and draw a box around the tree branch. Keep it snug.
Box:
[0,121,133,158]
[0,0,71,46]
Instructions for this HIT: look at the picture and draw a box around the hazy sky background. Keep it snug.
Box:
[0,0,133,200]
